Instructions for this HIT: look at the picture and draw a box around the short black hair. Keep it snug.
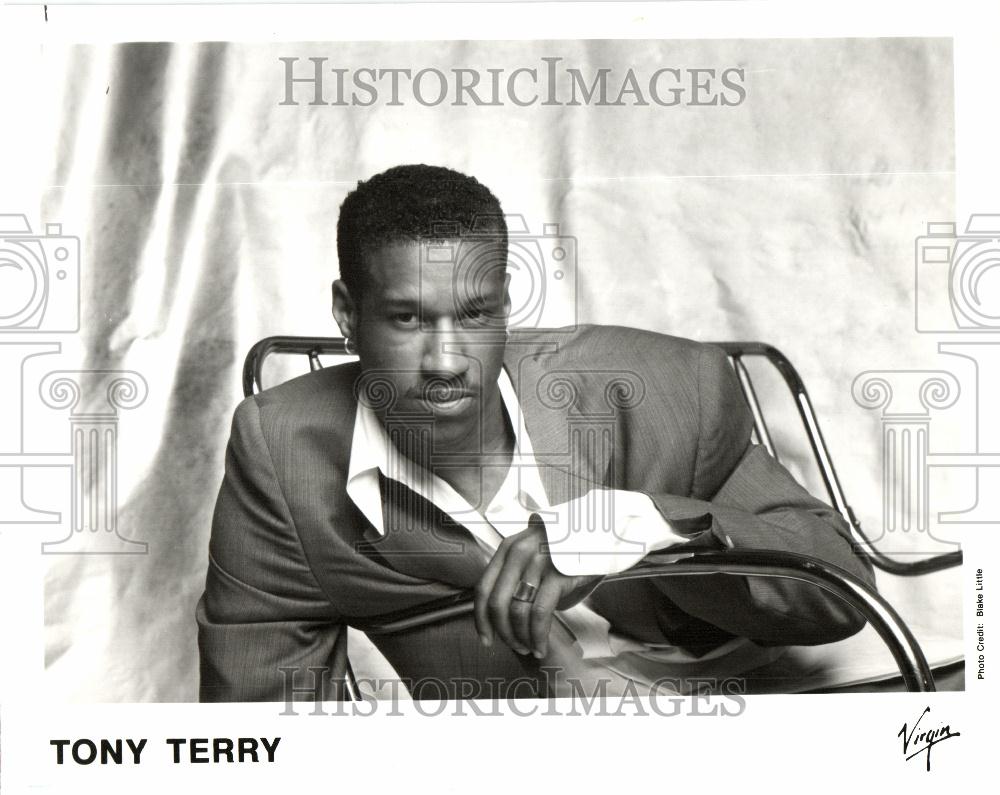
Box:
[336,164,507,297]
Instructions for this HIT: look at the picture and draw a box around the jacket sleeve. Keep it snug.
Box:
[641,343,876,647]
[196,397,347,702]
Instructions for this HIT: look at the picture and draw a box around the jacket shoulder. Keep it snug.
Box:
[510,324,719,371]
[241,361,359,438]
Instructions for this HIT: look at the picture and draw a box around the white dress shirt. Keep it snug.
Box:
[346,367,782,695]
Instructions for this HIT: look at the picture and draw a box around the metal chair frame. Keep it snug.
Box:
[712,342,961,577]
[242,335,964,694]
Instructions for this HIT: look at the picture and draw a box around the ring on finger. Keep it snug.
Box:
[512,580,538,603]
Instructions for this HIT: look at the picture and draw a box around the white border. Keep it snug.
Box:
[1,2,997,792]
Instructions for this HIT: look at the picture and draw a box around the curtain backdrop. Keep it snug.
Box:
[33,37,961,700]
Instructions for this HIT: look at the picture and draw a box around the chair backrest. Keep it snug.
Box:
[242,335,960,576]
[242,335,352,397]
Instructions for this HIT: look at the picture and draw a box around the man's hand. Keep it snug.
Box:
[474,514,602,658]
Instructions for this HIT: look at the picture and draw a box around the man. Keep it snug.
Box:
[197,164,874,702]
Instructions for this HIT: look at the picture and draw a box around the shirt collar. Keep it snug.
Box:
[346,366,536,534]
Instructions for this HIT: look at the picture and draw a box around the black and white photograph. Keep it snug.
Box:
[0,1,994,791]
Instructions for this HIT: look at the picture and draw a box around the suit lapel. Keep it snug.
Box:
[359,474,491,589]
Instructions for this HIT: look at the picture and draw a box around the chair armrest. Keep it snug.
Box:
[354,548,936,692]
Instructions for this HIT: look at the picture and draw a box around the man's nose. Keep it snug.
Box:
[420,321,470,379]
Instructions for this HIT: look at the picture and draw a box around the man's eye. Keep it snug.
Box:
[392,312,417,325]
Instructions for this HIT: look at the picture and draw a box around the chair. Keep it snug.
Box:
[243,335,964,695]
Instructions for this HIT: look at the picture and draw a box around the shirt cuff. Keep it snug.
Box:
[540,489,693,577]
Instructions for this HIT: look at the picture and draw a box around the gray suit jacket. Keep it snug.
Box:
[197,325,874,701]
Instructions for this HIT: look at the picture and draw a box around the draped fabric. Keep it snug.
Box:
[33,37,960,700]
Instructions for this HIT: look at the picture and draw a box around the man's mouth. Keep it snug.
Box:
[417,382,475,409]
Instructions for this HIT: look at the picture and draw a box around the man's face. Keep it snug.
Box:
[333,238,510,451]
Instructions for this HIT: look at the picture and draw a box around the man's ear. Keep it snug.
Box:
[331,280,357,339]
[502,271,512,322]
